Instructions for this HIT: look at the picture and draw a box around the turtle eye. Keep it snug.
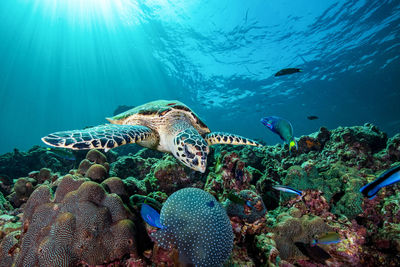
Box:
[184,144,195,159]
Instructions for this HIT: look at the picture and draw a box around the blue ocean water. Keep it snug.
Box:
[0,0,399,154]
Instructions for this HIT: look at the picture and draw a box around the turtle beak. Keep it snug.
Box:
[197,157,207,173]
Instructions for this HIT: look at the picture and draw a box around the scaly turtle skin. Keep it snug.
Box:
[42,100,262,173]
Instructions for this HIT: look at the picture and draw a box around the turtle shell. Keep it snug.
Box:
[108,100,210,134]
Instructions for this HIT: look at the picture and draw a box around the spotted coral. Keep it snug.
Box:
[151,187,233,266]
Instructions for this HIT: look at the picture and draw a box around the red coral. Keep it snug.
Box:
[297,137,322,153]
[220,152,252,191]
[286,190,332,218]
[230,216,267,244]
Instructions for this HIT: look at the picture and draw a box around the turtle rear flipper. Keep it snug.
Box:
[42,124,158,152]
[204,132,263,147]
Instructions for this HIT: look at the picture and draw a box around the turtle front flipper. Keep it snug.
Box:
[42,124,158,152]
[204,132,263,147]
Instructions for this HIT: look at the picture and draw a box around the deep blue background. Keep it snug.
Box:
[0,0,399,154]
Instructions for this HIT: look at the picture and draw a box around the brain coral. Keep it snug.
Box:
[152,187,233,267]
[12,175,136,266]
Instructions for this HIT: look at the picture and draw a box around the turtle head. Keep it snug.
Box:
[173,128,209,173]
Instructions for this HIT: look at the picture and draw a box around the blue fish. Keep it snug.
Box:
[272,185,302,196]
[140,204,164,229]
[227,192,253,208]
[360,165,400,199]
[261,116,298,152]
[246,200,253,208]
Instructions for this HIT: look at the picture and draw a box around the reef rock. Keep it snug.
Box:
[7,177,37,208]
[0,192,13,213]
[110,152,159,180]
[151,155,199,195]
[225,190,267,223]
[272,214,332,260]
[205,151,255,197]
[0,146,79,179]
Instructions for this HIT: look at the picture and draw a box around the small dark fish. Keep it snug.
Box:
[46,148,75,161]
[261,116,298,152]
[294,242,331,264]
[307,116,319,120]
[274,68,302,77]
[113,105,135,116]
[272,185,302,196]
[311,232,341,246]
[141,204,164,229]
[360,165,400,199]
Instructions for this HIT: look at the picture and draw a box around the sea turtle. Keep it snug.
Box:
[42,100,262,172]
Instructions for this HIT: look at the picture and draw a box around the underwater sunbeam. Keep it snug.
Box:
[33,0,140,26]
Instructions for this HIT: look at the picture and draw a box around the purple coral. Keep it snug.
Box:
[10,175,136,266]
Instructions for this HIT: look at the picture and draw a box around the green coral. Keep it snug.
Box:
[0,192,12,213]
[255,233,280,267]
[280,161,365,219]
[272,214,332,260]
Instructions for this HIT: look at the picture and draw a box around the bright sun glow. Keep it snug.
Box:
[33,0,142,27]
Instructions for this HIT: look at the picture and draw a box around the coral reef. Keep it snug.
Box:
[151,155,201,194]
[28,168,58,184]
[75,149,110,181]
[0,146,81,179]
[1,123,400,266]
[205,151,255,199]
[101,177,129,202]
[7,177,37,208]
[383,133,400,161]
[110,152,159,180]
[0,230,20,266]
[85,163,108,181]
[0,192,13,213]
[225,190,267,223]
[3,175,137,266]
[272,214,333,260]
